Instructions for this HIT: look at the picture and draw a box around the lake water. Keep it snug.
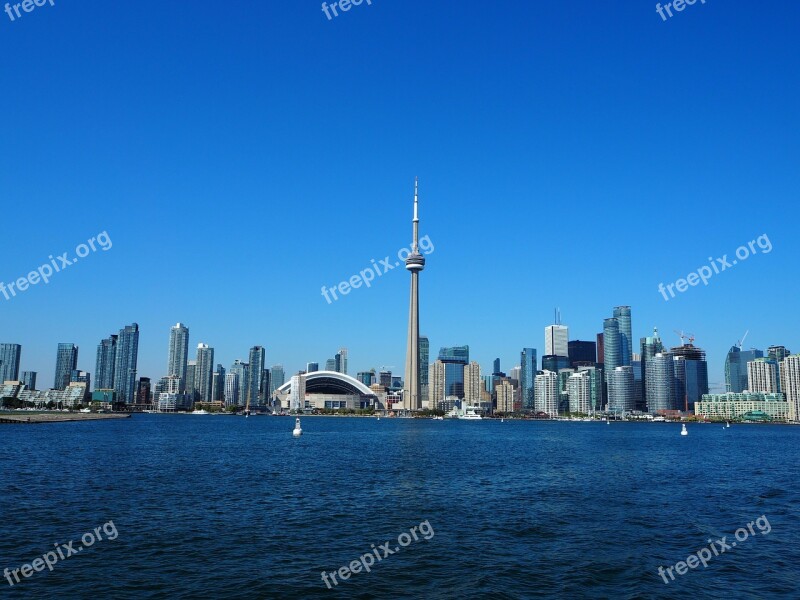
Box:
[1,416,798,598]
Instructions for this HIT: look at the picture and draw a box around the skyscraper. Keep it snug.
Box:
[535,371,559,416]
[646,353,674,413]
[428,360,446,410]
[568,341,596,367]
[602,318,621,386]
[54,343,78,390]
[492,358,501,376]
[224,371,240,407]
[725,346,764,393]
[306,362,319,373]
[270,365,285,397]
[577,365,603,413]
[185,360,197,403]
[95,335,117,390]
[212,364,226,403]
[21,371,36,390]
[403,178,425,411]
[168,323,190,391]
[780,355,800,422]
[612,306,633,366]
[438,346,469,399]
[195,344,215,403]
[496,380,515,413]
[247,346,266,408]
[542,355,571,373]
[748,357,779,393]
[335,348,348,374]
[464,361,481,406]
[419,336,429,390]
[520,348,537,410]
[113,324,139,404]
[670,343,709,412]
[545,325,569,357]
[568,370,591,414]
[325,358,336,371]
[0,343,21,383]
[608,366,635,413]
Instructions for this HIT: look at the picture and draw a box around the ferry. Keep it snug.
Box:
[459,406,483,420]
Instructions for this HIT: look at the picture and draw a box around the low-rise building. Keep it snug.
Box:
[695,392,788,421]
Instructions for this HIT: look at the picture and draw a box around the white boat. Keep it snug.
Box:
[681,424,688,436]
[726,422,731,428]
[191,409,210,415]
[80,408,91,413]
[293,417,303,437]
[458,406,483,420]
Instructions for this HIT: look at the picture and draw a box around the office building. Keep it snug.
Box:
[545,325,569,358]
[306,362,319,373]
[438,345,469,399]
[357,370,376,387]
[670,343,709,412]
[54,343,79,391]
[0,343,21,383]
[542,355,571,373]
[335,348,348,375]
[493,358,501,376]
[568,341,596,367]
[270,365,285,396]
[212,364,226,403]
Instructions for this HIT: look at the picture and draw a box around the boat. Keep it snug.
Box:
[681,424,688,436]
[79,408,91,413]
[191,409,210,415]
[726,421,731,428]
[459,406,483,420]
[293,417,303,437]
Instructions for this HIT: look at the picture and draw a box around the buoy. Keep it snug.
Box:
[293,417,302,437]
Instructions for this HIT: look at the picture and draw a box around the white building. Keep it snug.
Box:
[289,374,306,412]
[780,355,800,422]
[535,370,559,416]
[568,370,591,414]
[748,358,779,393]
[545,325,569,357]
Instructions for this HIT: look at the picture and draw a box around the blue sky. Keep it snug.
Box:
[1,0,798,388]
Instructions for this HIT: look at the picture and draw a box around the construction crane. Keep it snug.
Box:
[737,330,749,349]
[674,330,696,345]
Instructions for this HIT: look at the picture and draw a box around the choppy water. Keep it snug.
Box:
[1,416,798,599]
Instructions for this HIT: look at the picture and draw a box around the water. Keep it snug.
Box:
[1,416,798,599]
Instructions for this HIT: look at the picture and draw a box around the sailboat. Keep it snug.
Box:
[681,424,688,436]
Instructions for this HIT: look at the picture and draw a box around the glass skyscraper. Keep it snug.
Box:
[646,353,675,413]
[438,345,469,399]
[608,365,635,413]
[168,323,190,391]
[0,343,22,384]
[670,344,709,412]
[21,371,36,390]
[612,306,633,366]
[113,324,139,404]
[602,318,621,387]
[54,343,79,390]
[520,347,537,410]
[194,344,215,402]
[95,335,117,390]
[419,336,429,387]
[247,346,265,407]
[567,341,596,367]
[725,346,764,393]
[270,364,285,397]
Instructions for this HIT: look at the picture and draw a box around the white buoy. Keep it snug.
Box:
[681,424,688,436]
[293,417,302,437]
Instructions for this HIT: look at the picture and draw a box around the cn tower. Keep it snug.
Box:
[403,178,425,411]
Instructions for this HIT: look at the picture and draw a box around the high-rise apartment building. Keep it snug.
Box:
[194,344,215,403]
[428,360,446,410]
[535,371,559,416]
[95,335,117,391]
[602,318,621,392]
[247,346,266,408]
[168,323,190,391]
[780,355,800,421]
[670,344,709,412]
[54,343,79,390]
[496,380,515,413]
[438,346,469,399]
[113,324,139,404]
[464,361,481,406]
[0,343,21,383]
[21,371,36,390]
[725,346,764,393]
[520,348,537,410]
[613,306,633,366]
[608,365,635,413]
[568,370,591,414]
[748,357,779,394]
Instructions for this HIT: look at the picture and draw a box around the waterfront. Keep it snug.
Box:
[1,416,798,598]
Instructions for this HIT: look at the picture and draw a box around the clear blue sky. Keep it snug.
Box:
[1,0,798,388]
